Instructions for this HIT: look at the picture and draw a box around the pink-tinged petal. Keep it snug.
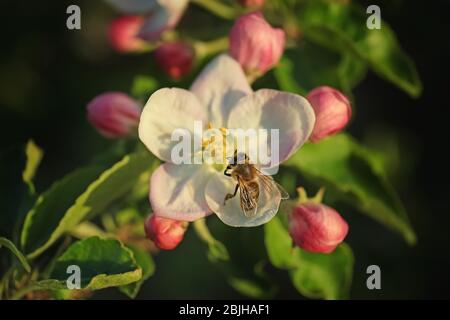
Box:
[150,163,214,221]
[87,92,141,139]
[138,0,188,40]
[105,0,158,13]
[227,89,315,167]
[288,202,349,254]
[190,54,252,127]
[139,88,207,162]
[229,12,285,75]
[307,86,352,142]
[204,172,281,227]
[144,214,188,250]
[108,15,146,53]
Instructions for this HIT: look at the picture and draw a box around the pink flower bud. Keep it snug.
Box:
[108,15,146,53]
[144,214,188,250]
[238,0,265,8]
[289,202,349,254]
[229,12,285,75]
[154,42,194,79]
[86,92,141,139]
[307,86,352,143]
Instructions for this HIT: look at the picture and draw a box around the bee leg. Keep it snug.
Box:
[223,184,239,205]
[224,166,232,177]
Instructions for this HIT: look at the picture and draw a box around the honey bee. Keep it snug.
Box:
[223,152,289,217]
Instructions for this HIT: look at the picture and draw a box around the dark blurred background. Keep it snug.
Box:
[0,0,449,299]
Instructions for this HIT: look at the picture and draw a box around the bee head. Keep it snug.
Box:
[227,151,249,166]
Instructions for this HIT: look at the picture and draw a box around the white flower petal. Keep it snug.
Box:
[150,163,214,221]
[138,0,188,40]
[139,88,207,162]
[205,172,281,227]
[227,89,315,167]
[190,54,252,127]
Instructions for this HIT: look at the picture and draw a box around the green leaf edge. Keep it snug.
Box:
[22,153,154,259]
[36,237,142,291]
[0,237,31,273]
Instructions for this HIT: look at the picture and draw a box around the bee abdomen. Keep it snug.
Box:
[242,181,259,211]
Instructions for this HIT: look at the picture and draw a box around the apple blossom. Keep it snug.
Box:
[145,214,188,250]
[138,54,315,227]
[229,12,285,76]
[87,92,141,139]
[289,202,349,254]
[307,86,352,143]
[154,42,194,79]
[105,0,189,41]
[108,15,146,53]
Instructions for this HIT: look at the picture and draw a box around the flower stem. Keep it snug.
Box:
[194,37,229,59]
[10,284,39,300]
[193,219,216,245]
[191,0,237,20]
[193,219,229,261]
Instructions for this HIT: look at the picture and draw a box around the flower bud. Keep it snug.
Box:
[108,15,146,53]
[154,42,194,79]
[86,92,141,139]
[144,214,188,250]
[238,0,265,8]
[289,202,348,254]
[229,12,285,76]
[307,86,352,143]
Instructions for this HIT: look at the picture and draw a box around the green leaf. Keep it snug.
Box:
[21,152,156,259]
[130,75,158,100]
[22,140,43,183]
[264,214,299,270]
[274,41,367,96]
[298,1,421,97]
[290,243,354,300]
[0,145,30,239]
[285,134,416,244]
[20,166,104,258]
[264,215,353,299]
[193,219,229,262]
[37,237,141,290]
[119,246,155,299]
[193,219,276,298]
[228,261,277,299]
[0,237,31,273]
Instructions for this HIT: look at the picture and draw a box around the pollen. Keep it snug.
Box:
[201,123,230,165]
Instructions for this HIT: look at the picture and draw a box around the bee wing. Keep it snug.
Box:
[257,171,290,200]
[237,177,258,218]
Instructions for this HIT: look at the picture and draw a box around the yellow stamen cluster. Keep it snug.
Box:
[201,122,230,165]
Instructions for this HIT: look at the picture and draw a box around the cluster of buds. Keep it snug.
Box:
[106,0,193,80]
[288,188,349,254]
[106,0,283,81]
